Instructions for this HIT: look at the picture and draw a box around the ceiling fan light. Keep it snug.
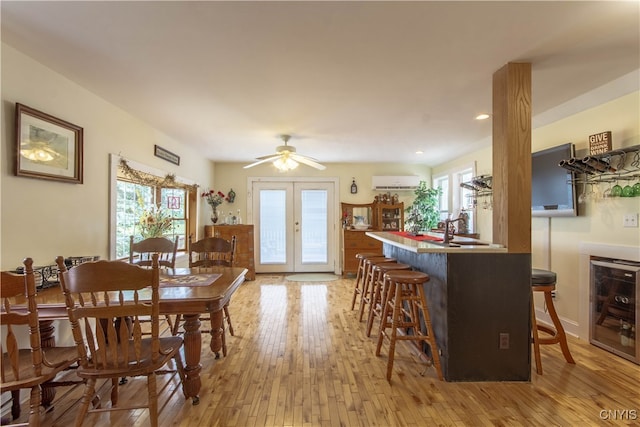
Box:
[273,156,299,171]
[287,158,299,170]
[244,134,324,170]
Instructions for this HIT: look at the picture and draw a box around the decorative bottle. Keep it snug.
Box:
[236,209,242,224]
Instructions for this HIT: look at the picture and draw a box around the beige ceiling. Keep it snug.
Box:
[2,1,638,167]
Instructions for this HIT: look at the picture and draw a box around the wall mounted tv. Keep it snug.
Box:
[532,143,578,217]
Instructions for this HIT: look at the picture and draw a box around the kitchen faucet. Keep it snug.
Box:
[443,218,466,244]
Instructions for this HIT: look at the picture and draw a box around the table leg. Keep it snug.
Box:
[209,310,224,359]
[39,320,56,408]
[182,314,202,405]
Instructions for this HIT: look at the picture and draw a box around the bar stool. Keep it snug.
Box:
[366,262,412,337]
[531,268,575,375]
[376,270,443,381]
[351,252,382,310]
[358,256,396,322]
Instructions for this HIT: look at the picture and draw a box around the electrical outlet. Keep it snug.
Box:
[499,333,510,350]
[623,213,638,228]
[551,290,557,299]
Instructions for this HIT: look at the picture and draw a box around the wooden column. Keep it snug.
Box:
[492,62,532,253]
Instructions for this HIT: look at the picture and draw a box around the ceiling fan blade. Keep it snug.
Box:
[255,153,281,160]
[243,155,281,169]
[291,154,326,170]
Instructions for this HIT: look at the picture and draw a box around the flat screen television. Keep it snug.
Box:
[531,143,578,217]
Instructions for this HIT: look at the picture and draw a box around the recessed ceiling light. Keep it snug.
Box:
[476,113,490,120]
[415,150,423,155]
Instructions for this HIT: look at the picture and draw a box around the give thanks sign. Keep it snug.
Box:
[589,131,612,155]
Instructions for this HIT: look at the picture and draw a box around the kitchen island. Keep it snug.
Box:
[367,231,531,382]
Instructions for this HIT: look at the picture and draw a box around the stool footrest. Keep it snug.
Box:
[531,273,575,374]
[376,275,443,381]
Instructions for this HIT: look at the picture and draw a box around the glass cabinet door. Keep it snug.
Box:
[377,203,404,231]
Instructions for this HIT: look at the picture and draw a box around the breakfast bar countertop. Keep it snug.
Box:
[366,231,508,253]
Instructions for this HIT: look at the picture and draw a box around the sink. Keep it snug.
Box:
[428,241,461,248]
[449,240,489,246]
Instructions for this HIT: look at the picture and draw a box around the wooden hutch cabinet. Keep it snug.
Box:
[341,202,382,275]
[204,224,255,280]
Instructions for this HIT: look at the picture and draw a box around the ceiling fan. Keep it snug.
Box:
[243,134,326,171]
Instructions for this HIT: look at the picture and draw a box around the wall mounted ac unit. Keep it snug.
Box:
[372,175,421,191]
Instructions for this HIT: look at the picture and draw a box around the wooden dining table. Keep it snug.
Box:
[22,265,247,406]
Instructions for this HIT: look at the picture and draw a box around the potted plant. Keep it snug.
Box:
[405,181,441,234]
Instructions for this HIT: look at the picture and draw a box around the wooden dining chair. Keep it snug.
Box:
[173,235,236,356]
[129,235,178,268]
[187,235,236,268]
[129,235,179,334]
[55,255,185,427]
[1,258,79,426]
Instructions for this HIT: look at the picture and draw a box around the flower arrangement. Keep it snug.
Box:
[138,206,172,238]
[202,189,225,208]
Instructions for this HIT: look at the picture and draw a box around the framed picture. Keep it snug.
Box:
[15,103,83,184]
[167,195,181,210]
[154,144,180,165]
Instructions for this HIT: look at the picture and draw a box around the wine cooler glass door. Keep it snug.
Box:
[590,259,639,364]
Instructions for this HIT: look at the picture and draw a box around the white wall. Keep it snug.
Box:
[1,44,215,269]
[433,90,640,339]
[210,162,430,232]
[1,43,431,269]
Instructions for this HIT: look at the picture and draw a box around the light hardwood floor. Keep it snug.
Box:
[8,274,640,426]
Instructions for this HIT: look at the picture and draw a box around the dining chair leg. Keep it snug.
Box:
[172,314,182,336]
[11,390,20,420]
[28,386,41,427]
[75,378,96,427]
[224,304,234,336]
[111,378,119,405]
[148,373,159,427]
[164,315,175,335]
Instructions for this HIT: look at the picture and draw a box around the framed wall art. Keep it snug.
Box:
[154,144,180,165]
[15,103,84,184]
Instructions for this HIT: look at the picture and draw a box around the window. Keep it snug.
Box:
[115,180,188,259]
[161,188,187,250]
[433,175,449,220]
[433,164,476,233]
[115,180,153,259]
[110,155,197,260]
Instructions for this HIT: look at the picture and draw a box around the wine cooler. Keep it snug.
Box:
[590,257,639,364]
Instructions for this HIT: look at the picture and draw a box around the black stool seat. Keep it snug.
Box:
[531,269,556,286]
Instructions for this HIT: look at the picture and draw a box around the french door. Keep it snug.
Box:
[250,179,337,273]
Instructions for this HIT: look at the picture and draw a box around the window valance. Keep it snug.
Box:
[118,158,198,191]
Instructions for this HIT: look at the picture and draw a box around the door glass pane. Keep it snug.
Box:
[300,190,327,263]
[260,190,286,264]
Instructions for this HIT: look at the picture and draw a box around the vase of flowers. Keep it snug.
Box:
[137,206,172,238]
[202,189,225,224]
